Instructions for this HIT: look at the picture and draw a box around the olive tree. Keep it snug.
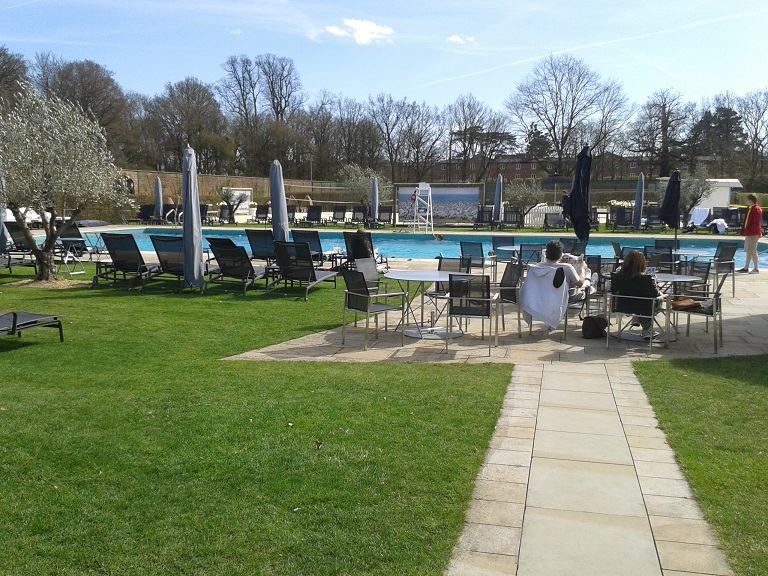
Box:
[679,167,714,227]
[504,180,546,217]
[0,82,122,280]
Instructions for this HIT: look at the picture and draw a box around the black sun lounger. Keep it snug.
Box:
[0,312,64,342]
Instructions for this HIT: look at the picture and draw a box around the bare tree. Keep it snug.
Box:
[626,89,692,177]
[400,101,445,181]
[296,90,337,180]
[0,46,28,106]
[505,55,615,175]
[217,55,262,175]
[737,89,768,184]
[147,77,229,173]
[368,93,408,182]
[0,82,122,281]
[255,53,304,122]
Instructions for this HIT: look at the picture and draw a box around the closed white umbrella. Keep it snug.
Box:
[371,177,379,223]
[633,173,645,230]
[270,160,290,243]
[492,174,503,224]
[181,146,204,289]
[154,176,163,220]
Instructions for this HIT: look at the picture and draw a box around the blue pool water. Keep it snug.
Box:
[126,228,762,267]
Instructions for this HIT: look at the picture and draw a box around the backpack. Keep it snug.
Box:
[581,315,608,339]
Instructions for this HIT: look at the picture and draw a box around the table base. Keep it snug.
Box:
[612,330,676,343]
[404,326,462,340]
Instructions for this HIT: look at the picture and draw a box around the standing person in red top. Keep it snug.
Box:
[738,193,763,274]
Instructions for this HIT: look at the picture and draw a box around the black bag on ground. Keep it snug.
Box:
[581,315,608,339]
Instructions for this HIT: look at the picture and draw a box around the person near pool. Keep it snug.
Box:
[737,193,762,274]
[540,240,588,303]
[610,250,663,339]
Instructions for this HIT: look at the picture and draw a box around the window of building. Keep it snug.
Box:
[547,163,553,170]
[515,162,521,169]
[629,173,636,178]
[530,162,537,170]
[441,163,446,170]
[630,161,637,168]
[439,174,447,181]
[470,162,475,170]
[499,163,506,171]
[515,174,521,179]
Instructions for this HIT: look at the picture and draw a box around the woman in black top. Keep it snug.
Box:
[610,250,662,337]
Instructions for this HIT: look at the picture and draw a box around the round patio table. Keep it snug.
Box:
[384,270,458,340]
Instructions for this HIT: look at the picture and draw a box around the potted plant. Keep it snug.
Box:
[248,202,258,218]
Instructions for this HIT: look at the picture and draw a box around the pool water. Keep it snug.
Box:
[130,228,763,268]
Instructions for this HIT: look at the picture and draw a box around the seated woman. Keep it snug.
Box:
[610,250,662,338]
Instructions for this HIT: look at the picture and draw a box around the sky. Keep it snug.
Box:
[2,0,768,112]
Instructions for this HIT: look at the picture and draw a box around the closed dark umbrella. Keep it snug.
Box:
[492,174,503,224]
[659,170,682,232]
[154,176,163,221]
[371,177,379,223]
[633,172,645,230]
[181,146,204,289]
[568,146,592,243]
[270,160,290,243]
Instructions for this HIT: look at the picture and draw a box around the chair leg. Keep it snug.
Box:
[342,305,347,345]
[364,314,370,351]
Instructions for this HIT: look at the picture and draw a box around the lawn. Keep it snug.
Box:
[0,266,512,575]
[635,356,768,576]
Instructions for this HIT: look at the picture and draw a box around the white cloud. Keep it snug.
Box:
[229,28,242,35]
[326,18,394,45]
[446,34,475,45]
[325,25,349,38]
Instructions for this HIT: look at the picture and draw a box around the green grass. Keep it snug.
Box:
[0,268,512,575]
[635,357,768,576]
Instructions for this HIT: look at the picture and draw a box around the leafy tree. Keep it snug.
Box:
[217,183,248,224]
[0,82,123,280]
[679,167,714,227]
[338,163,390,206]
[504,180,545,217]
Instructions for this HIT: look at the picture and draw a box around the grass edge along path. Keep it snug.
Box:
[0,276,512,575]
[634,356,768,576]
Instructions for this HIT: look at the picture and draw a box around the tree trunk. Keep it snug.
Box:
[35,249,58,281]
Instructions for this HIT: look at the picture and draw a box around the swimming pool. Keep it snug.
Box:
[125,228,765,268]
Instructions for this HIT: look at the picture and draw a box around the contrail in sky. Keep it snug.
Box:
[418,8,768,89]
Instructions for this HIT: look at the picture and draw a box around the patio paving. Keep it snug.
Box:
[228,265,765,576]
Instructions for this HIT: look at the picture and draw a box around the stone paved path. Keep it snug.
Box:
[227,269,767,576]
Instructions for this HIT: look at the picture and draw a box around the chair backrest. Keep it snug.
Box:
[256,205,269,218]
[609,272,658,317]
[207,237,255,279]
[351,206,367,221]
[341,268,371,312]
[448,274,491,318]
[101,232,147,273]
[559,237,577,253]
[332,205,347,220]
[545,213,564,228]
[621,246,644,260]
[585,255,602,286]
[306,205,323,221]
[502,208,522,226]
[354,257,379,285]
[55,220,85,240]
[274,241,316,281]
[245,229,275,261]
[713,242,738,274]
[570,241,586,256]
[499,261,524,303]
[377,206,393,223]
[644,246,673,272]
[460,241,485,264]
[291,230,323,254]
[199,204,209,221]
[3,220,35,250]
[138,204,155,220]
[286,205,297,220]
[476,208,492,224]
[518,243,543,266]
[492,235,515,261]
[436,256,471,293]
[150,235,184,277]
[611,241,622,259]
[683,259,711,284]
[343,230,374,262]
[654,238,679,250]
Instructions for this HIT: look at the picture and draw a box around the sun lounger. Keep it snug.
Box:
[91,232,162,290]
[267,241,337,301]
[0,311,64,342]
[203,237,266,295]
